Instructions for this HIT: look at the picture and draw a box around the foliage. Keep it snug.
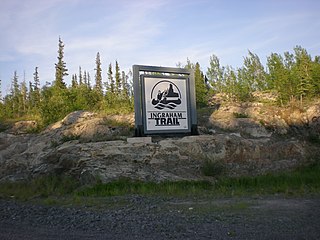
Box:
[201,159,225,177]
[233,112,249,118]
[183,59,208,107]
[1,42,319,126]
[206,46,320,104]
[54,37,68,89]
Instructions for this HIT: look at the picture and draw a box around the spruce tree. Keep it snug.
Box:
[71,74,78,88]
[115,60,121,96]
[266,53,290,104]
[11,71,20,116]
[54,37,68,89]
[121,70,129,99]
[293,46,314,102]
[33,67,41,106]
[94,52,103,96]
[107,63,115,94]
[87,72,91,89]
[83,70,88,87]
[194,62,207,106]
[20,80,28,114]
[79,66,83,86]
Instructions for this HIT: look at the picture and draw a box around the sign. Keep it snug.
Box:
[133,65,197,136]
[142,76,190,133]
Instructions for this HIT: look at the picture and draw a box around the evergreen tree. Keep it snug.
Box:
[293,46,314,102]
[71,74,78,88]
[311,56,320,95]
[194,62,207,106]
[33,67,41,106]
[28,81,34,109]
[79,66,83,86]
[223,65,237,100]
[54,37,68,89]
[107,63,115,94]
[87,72,91,89]
[11,71,20,116]
[83,70,88,87]
[121,70,129,99]
[20,80,28,114]
[94,52,103,96]
[266,53,290,104]
[115,60,121,96]
[184,59,207,106]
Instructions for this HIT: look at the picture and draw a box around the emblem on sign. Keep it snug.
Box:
[151,81,181,110]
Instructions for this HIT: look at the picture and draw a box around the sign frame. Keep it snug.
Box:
[133,65,198,136]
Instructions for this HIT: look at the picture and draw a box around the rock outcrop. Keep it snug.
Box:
[0,105,319,184]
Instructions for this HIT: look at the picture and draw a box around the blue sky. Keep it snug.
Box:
[0,0,319,95]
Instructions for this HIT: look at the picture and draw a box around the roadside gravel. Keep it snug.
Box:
[0,196,319,240]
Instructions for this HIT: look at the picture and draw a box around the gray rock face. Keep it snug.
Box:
[0,110,319,183]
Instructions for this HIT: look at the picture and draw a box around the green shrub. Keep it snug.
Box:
[201,159,226,177]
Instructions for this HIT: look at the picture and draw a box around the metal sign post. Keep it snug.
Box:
[133,65,197,136]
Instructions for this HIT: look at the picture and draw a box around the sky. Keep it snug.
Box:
[0,0,319,96]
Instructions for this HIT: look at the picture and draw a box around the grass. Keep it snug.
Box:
[233,112,249,118]
[0,175,80,201]
[214,162,320,196]
[0,162,319,204]
[201,159,226,177]
[76,180,213,197]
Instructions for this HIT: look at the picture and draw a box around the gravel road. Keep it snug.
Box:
[0,196,319,240]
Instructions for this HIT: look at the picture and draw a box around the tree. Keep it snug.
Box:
[107,63,115,94]
[11,71,20,116]
[223,65,237,100]
[32,67,41,106]
[83,70,88,87]
[194,62,207,106]
[94,52,103,96]
[207,54,225,93]
[54,37,68,89]
[71,74,78,88]
[242,50,267,92]
[266,53,291,104]
[19,79,28,114]
[184,59,207,106]
[121,70,129,99]
[78,66,83,86]
[311,56,320,95]
[115,60,121,96]
[86,71,91,89]
[293,46,314,102]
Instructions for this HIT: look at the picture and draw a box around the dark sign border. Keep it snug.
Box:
[133,65,198,137]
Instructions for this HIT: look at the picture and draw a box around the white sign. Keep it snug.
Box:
[143,76,190,132]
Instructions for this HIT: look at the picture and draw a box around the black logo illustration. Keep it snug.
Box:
[151,81,181,110]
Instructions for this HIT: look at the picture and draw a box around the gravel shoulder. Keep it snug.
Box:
[0,195,319,240]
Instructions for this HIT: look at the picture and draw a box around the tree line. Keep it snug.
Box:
[0,37,319,127]
[206,46,320,104]
[0,37,134,126]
